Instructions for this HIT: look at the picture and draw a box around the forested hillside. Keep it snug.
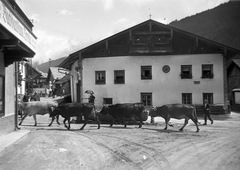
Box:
[169,1,240,50]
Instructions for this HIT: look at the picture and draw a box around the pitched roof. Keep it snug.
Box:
[227,55,240,74]
[60,19,240,70]
[34,57,67,73]
[25,63,42,79]
[35,67,47,78]
[232,59,240,68]
[55,74,70,84]
[48,67,67,81]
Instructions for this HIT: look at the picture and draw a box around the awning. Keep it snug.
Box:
[0,0,37,67]
[232,88,240,92]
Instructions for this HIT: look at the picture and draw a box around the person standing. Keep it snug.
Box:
[88,93,96,117]
[88,93,95,104]
[23,94,29,102]
[203,99,213,125]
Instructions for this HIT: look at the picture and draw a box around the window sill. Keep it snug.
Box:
[201,77,214,79]
[95,83,105,85]
[141,77,152,80]
[181,78,192,79]
[114,83,125,84]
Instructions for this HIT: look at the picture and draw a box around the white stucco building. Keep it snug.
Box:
[60,19,239,112]
[81,54,224,107]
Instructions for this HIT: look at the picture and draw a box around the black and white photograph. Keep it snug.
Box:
[0,0,240,169]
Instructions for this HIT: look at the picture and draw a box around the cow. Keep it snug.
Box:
[100,102,146,128]
[149,104,200,132]
[49,103,100,130]
[18,101,59,126]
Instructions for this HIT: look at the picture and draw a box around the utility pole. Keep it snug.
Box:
[49,58,52,67]
[15,62,20,130]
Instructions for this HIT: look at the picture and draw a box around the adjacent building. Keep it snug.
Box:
[0,0,36,135]
[228,58,240,111]
[60,20,239,112]
[46,67,68,97]
[54,74,70,97]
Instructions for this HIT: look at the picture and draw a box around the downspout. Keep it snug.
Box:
[223,49,229,114]
[78,53,83,103]
[15,62,20,130]
[70,71,74,102]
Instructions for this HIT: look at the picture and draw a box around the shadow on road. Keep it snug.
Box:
[142,127,182,133]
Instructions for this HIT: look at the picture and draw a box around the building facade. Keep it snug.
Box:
[82,54,224,107]
[0,0,36,135]
[60,19,239,112]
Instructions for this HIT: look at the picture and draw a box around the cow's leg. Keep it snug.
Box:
[191,118,200,132]
[139,116,143,128]
[19,113,28,125]
[80,116,88,130]
[33,115,37,126]
[63,118,68,128]
[48,116,55,126]
[122,118,127,128]
[95,116,100,129]
[110,119,114,127]
[56,115,60,125]
[164,117,170,130]
[67,118,71,130]
[179,118,188,131]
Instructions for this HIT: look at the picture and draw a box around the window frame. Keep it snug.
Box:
[114,70,125,84]
[182,93,192,104]
[141,93,152,106]
[203,93,213,104]
[180,65,192,79]
[103,98,113,105]
[202,64,214,79]
[95,71,106,85]
[141,66,152,80]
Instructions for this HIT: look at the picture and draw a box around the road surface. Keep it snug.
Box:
[0,112,240,170]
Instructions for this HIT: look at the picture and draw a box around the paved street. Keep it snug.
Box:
[0,115,113,170]
[1,110,240,170]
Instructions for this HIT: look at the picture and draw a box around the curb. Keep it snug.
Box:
[0,130,30,153]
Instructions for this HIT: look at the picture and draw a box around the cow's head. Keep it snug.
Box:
[18,102,27,111]
[49,107,60,117]
[47,101,58,107]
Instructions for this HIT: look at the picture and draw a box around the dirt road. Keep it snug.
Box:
[0,112,240,170]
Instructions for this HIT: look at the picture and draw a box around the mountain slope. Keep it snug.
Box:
[169,1,240,51]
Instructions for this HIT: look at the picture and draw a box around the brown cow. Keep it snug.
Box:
[149,104,200,132]
[100,102,146,128]
[18,101,59,126]
[50,103,100,130]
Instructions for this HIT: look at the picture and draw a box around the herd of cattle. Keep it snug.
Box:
[18,101,200,132]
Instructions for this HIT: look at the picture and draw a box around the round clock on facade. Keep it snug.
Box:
[162,65,170,73]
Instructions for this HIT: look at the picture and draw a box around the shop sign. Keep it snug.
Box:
[0,1,36,52]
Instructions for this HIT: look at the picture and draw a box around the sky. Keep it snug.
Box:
[16,0,229,64]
